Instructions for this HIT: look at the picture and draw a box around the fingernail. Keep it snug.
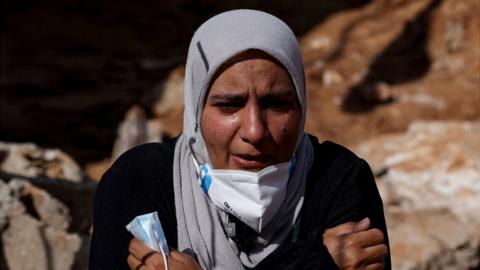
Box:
[359,217,370,225]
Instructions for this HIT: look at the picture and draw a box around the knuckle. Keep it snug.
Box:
[345,236,358,248]
[325,222,357,236]
[371,229,385,241]
[369,260,385,270]
[127,255,135,267]
[380,244,389,256]
[148,256,164,268]
[343,223,357,232]
[322,235,333,246]
[379,260,386,267]
[345,246,366,268]
[128,239,137,253]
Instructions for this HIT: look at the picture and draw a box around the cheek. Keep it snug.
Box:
[268,111,301,158]
[202,113,237,143]
[201,110,239,163]
[273,112,301,139]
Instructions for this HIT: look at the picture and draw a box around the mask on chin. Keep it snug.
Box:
[193,157,295,233]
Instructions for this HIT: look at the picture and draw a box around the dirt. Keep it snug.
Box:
[302,0,479,147]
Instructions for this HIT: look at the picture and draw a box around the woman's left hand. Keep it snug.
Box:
[127,238,202,270]
[322,218,388,270]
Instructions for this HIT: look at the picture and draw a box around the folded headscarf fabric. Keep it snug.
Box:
[173,9,314,269]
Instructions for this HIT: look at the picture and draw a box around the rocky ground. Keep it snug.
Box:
[1,0,479,269]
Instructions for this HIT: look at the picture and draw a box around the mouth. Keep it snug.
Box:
[230,153,270,170]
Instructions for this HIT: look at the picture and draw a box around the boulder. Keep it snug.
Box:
[152,65,185,137]
[0,142,84,182]
[0,142,95,233]
[353,120,480,269]
[111,105,163,161]
[0,178,88,270]
[387,208,479,270]
[10,179,71,231]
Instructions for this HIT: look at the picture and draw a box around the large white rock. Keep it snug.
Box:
[0,142,84,182]
[111,105,163,161]
[0,178,87,270]
[353,120,480,269]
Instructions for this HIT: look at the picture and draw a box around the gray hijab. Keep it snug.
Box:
[173,9,314,269]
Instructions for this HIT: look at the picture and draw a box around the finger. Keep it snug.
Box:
[324,222,359,236]
[365,260,385,270]
[170,249,196,266]
[128,238,154,261]
[127,254,145,270]
[354,217,371,233]
[324,218,371,236]
[170,249,186,261]
[349,228,385,248]
[363,244,389,263]
[128,239,165,268]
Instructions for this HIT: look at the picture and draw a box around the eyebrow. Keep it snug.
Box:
[208,89,296,101]
[208,93,247,102]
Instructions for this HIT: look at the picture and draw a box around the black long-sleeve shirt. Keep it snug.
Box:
[89,136,391,269]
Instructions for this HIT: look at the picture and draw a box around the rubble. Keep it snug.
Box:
[353,121,480,269]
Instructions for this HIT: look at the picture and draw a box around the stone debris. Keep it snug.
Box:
[152,65,185,137]
[153,65,185,118]
[0,142,84,182]
[0,178,88,270]
[322,69,343,87]
[353,120,480,269]
[111,105,163,161]
[12,179,71,231]
[1,0,478,268]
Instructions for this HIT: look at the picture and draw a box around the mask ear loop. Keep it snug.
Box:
[153,228,169,270]
[161,250,169,270]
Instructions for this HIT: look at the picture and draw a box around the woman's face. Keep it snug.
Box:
[201,51,302,171]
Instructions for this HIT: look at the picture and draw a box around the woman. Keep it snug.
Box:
[90,10,390,270]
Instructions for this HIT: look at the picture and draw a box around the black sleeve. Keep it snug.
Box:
[89,142,177,270]
[303,140,391,269]
[255,140,391,270]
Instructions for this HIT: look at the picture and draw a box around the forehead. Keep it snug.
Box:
[207,50,295,95]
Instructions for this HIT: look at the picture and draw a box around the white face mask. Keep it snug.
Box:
[193,157,295,233]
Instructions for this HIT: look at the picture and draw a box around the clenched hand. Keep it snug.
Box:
[323,218,388,270]
[127,238,202,270]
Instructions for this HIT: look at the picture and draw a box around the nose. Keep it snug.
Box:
[239,102,269,145]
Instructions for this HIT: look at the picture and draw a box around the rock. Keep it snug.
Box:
[322,69,343,87]
[111,105,148,160]
[111,105,163,161]
[374,81,394,102]
[2,214,82,270]
[0,142,95,233]
[0,142,84,182]
[398,92,446,111]
[0,179,24,231]
[84,158,111,183]
[14,179,71,230]
[445,19,465,53]
[152,65,185,137]
[306,36,332,51]
[387,208,480,270]
[353,120,480,269]
[352,81,395,103]
[0,178,87,270]
[153,65,184,117]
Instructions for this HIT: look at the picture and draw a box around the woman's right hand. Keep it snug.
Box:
[127,238,202,270]
[322,218,388,270]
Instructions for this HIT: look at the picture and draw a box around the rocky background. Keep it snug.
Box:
[1,0,479,269]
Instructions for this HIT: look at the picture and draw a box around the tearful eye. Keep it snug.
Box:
[263,98,296,111]
[213,101,243,112]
